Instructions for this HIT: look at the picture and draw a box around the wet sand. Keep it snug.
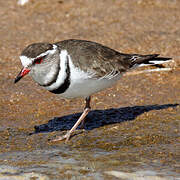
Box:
[0,0,180,179]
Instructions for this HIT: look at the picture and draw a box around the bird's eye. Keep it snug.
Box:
[35,57,43,64]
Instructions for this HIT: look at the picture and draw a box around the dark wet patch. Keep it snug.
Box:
[0,0,180,179]
[32,103,178,133]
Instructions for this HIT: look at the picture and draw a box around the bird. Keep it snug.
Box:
[14,39,171,142]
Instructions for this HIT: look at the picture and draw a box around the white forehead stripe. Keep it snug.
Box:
[19,44,57,67]
[36,44,57,59]
[20,55,34,67]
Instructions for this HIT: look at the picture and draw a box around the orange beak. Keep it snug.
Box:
[14,67,30,83]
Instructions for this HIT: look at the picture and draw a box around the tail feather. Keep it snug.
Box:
[130,54,172,68]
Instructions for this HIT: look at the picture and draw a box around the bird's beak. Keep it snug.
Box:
[14,67,30,83]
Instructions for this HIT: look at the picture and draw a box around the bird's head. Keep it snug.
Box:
[14,43,59,84]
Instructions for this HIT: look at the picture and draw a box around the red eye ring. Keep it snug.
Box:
[35,57,43,64]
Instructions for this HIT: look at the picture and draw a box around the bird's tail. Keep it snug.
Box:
[129,54,172,68]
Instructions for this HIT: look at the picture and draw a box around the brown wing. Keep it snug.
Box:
[55,39,132,78]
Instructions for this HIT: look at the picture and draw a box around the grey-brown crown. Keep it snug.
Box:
[21,43,54,58]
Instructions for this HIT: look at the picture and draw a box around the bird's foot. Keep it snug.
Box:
[51,107,90,143]
[51,129,85,143]
[52,132,71,143]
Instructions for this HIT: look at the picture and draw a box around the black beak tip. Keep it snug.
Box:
[14,79,18,84]
[14,75,22,84]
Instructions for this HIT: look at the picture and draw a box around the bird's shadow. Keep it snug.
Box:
[32,103,178,135]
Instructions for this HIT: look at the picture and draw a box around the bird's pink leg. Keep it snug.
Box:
[52,97,91,143]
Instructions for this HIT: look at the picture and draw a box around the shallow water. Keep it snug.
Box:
[0,103,179,179]
[0,146,179,179]
[0,0,180,179]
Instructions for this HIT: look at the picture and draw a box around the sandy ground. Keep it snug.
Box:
[0,0,180,179]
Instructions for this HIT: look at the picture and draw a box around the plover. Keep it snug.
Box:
[14,39,171,142]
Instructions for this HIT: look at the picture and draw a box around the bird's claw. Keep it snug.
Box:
[51,132,71,143]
